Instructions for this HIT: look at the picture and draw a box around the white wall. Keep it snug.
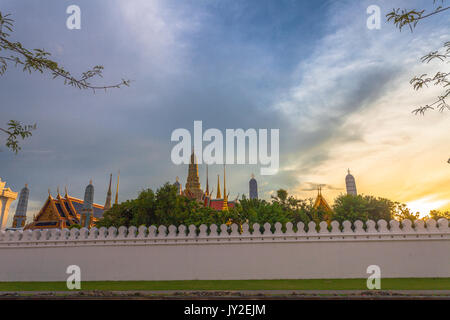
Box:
[0,219,449,281]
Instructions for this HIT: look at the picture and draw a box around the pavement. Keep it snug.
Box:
[1,290,450,299]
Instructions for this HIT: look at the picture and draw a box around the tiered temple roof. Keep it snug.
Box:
[25,189,105,230]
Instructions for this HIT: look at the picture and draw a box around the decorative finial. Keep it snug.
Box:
[176,176,179,182]
[48,189,51,196]
[65,186,68,196]
[25,183,28,188]
[89,179,93,185]
[348,168,350,174]
[57,186,60,196]
[251,173,255,179]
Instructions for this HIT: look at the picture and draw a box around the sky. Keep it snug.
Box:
[1,0,449,224]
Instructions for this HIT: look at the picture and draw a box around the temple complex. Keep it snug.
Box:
[25,174,118,230]
[177,152,235,211]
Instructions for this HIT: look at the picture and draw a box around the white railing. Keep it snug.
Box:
[0,218,448,247]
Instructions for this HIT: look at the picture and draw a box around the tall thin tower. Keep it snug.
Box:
[222,165,228,211]
[13,184,29,228]
[185,152,203,200]
[104,174,112,210]
[249,174,258,200]
[345,169,357,196]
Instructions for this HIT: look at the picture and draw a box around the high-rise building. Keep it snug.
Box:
[249,174,258,200]
[12,184,29,228]
[345,169,357,196]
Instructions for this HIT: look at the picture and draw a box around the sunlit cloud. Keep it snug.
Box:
[406,197,450,217]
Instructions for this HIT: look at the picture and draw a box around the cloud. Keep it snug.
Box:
[264,0,450,212]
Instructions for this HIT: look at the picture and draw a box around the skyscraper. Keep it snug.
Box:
[345,169,357,196]
[249,174,258,200]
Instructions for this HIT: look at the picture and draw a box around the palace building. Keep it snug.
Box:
[25,174,118,230]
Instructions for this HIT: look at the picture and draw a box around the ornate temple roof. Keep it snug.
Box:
[313,187,332,213]
[25,191,105,230]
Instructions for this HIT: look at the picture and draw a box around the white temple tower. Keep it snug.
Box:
[345,169,357,196]
[13,184,29,228]
[0,178,18,230]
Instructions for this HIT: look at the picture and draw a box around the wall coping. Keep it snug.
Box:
[0,218,448,248]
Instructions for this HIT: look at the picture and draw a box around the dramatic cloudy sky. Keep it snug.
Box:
[1,0,449,223]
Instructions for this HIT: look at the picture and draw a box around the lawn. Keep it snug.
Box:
[0,278,449,292]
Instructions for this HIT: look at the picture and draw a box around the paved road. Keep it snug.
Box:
[1,290,450,299]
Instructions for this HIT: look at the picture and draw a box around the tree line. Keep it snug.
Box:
[93,183,450,231]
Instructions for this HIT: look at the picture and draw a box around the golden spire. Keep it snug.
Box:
[57,186,61,197]
[222,165,228,211]
[185,151,203,201]
[216,174,221,199]
[115,170,120,205]
[104,173,112,210]
[65,186,68,197]
[205,165,209,196]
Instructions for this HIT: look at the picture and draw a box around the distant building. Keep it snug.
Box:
[12,184,29,228]
[184,152,204,201]
[249,174,258,200]
[80,180,95,228]
[178,154,235,211]
[173,176,182,195]
[104,174,113,210]
[204,166,235,211]
[0,178,17,229]
[345,169,357,196]
[25,175,117,230]
[313,186,333,221]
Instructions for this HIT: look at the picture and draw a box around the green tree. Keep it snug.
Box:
[0,11,130,153]
[392,203,421,222]
[428,209,450,220]
[332,194,395,223]
[68,223,82,230]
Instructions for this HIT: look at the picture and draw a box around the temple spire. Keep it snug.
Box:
[13,184,29,228]
[205,165,209,196]
[81,180,94,228]
[249,173,258,200]
[222,165,228,211]
[216,174,221,199]
[345,169,357,196]
[115,170,120,205]
[185,151,203,201]
[104,173,112,210]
